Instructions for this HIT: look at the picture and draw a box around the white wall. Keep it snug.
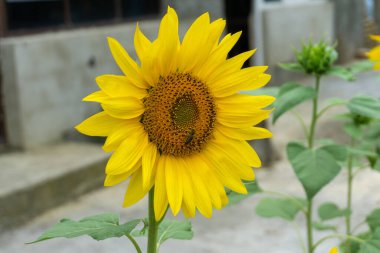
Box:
[0,21,164,149]
[252,0,334,66]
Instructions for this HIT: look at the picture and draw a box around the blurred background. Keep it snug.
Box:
[0,0,379,252]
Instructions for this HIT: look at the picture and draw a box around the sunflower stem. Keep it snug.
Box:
[308,75,320,148]
[345,136,355,253]
[147,189,159,253]
[305,74,321,253]
[306,201,314,253]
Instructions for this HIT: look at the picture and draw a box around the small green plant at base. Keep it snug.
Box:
[236,40,380,253]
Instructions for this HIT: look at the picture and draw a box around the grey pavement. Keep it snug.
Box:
[0,70,379,253]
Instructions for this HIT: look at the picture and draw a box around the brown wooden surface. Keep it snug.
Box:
[0,0,8,37]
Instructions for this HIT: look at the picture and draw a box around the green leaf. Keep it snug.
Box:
[29,213,140,243]
[349,60,374,74]
[287,144,342,199]
[157,220,193,244]
[272,82,316,124]
[319,144,347,162]
[326,66,355,81]
[313,221,337,231]
[344,124,363,139]
[324,97,348,106]
[255,197,306,221]
[287,142,307,160]
[340,231,372,253]
[347,148,378,158]
[358,228,380,253]
[373,160,380,172]
[318,202,351,221]
[227,181,262,206]
[347,96,380,119]
[278,62,304,72]
[367,209,380,232]
[133,220,193,245]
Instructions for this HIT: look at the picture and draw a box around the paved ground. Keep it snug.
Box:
[0,70,379,253]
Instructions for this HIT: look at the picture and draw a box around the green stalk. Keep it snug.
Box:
[308,75,320,148]
[147,189,159,253]
[312,234,365,251]
[306,201,314,253]
[306,75,321,253]
[127,234,142,253]
[345,137,355,253]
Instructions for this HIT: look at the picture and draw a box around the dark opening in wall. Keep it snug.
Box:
[224,0,252,67]
[70,0,114,24]
[1,0,160,36]
[122,0,160,19]
[6,0,64,30]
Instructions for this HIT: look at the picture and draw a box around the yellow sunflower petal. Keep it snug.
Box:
[134,23,152,62]
[178,12,211,72]
[82,90,109,103]
[370,35,380,42]
[208,18,226,49]
[329,247,338,253]
[368,46,380,58]
[75,111,123,136]
[103,120,143,152]
[218,109,273,128]
[107,37,147,89]
[207,140,256,179]
[154,156,169,220]
[165,155,183,216]
[207,50,262,87]
[214,130,262,167]
[184,156,213,218]
[123,169,153,207]
[106,131,148,175]
[101,97,144,119]
[204,169,225,209]
[140,41,160,86]
[211,67,271,97]
[156,6,180,76]
[180,159,196,218]
[96,75,147,99]
[142,142,158,191]
[217,124,273,140]
[196,32,243,79]
[217,94,275,111]
[199,151,247,194]
[181,202,193,219]
[104,160,141,186]
[191,18,227,75]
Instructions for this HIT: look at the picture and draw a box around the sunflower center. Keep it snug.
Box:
[142,72,216,157]
[171,93,199,129]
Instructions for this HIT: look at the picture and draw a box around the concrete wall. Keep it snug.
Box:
[0,19,197,149]
[163,0,224,19]
[261,1,334,66]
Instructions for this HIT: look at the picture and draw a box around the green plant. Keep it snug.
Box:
[239,40,380,253]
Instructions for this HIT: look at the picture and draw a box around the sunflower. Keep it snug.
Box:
[76,7,273,220]
[369,35,380,70]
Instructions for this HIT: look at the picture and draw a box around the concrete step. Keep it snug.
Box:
[0,142,108,232]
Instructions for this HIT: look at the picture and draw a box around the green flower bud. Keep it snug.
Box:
[352,113,372,126]
[296,40,337,76]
